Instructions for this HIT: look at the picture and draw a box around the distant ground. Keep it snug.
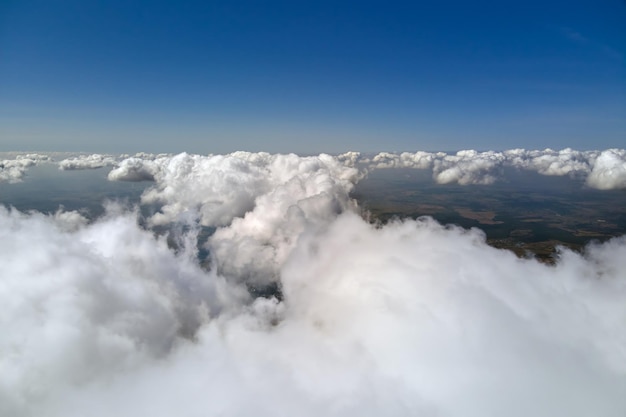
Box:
[352,168,626,263]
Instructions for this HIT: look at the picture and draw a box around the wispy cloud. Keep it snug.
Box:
[559,26,624,61]
[561,27,590,44]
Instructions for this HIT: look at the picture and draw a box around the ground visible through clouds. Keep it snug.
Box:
[353,167,626,262]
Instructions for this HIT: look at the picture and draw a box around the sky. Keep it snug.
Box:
[1,0,624,154]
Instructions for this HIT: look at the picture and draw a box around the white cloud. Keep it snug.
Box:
[0,153,50,183]
[207,152,359,286]
[506,148,595,176]
[336,151,361,167]
[110,151,359,285]
[586,149,626,190]
[368,150,441,169]
[130,152,359,229]
[58,154,117,170]
[2,150,625,416]
[365,148,626,189]
[107,157,161,182]
[1,206,624,416]
[137,152,274,226]
[0,204,245,417]
[433,150,505,185]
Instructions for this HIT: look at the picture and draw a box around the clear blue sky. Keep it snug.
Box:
[1,0,624,154]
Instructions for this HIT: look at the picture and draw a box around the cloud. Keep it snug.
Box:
[278,213,626,416]
[336,151,362,167]
[0,204,245,417]
[135,152,276,226]
[560,27,590,44]
[107,157,161,182]
[433,150,505,185]
[206,152,359,286]
[1,207,625,416]
[1,150,625,416]
[505,148,595,176]
[368,151,440,169]
[364,148,626,189]
[0,153,50,183]
[124,152,360,229]
[105,148,626,190]
[109,151,359,286]
[560,27,624,61]
[58,154,118,170]
[586,149,626,190]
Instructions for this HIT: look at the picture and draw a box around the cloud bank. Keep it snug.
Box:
[4,148,625,190]
[1,150,625,416]
[363,148,626,189]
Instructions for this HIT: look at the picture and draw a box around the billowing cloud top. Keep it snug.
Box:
[586,149,626,190]
[1,149,625,416]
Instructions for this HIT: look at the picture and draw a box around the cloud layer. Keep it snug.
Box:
[364,148,626,189]
[5,148,625,190]
[1,150,625,416]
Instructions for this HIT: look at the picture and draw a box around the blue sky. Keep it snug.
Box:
[1,0,624,154]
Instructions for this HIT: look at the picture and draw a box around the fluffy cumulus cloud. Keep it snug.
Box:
[125,151,359,229]
[0,153,50,183]
[207,152,358,286]
[107,157,162,182]
[364,148,626,189]
[1,150,626,416]
[504,148,596,176]
[368,150,442,169]
[432,150,505,185]
[336,150,362,167]
[58,154,118,170]
[108,151,359,285]
[586,149,626,190]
